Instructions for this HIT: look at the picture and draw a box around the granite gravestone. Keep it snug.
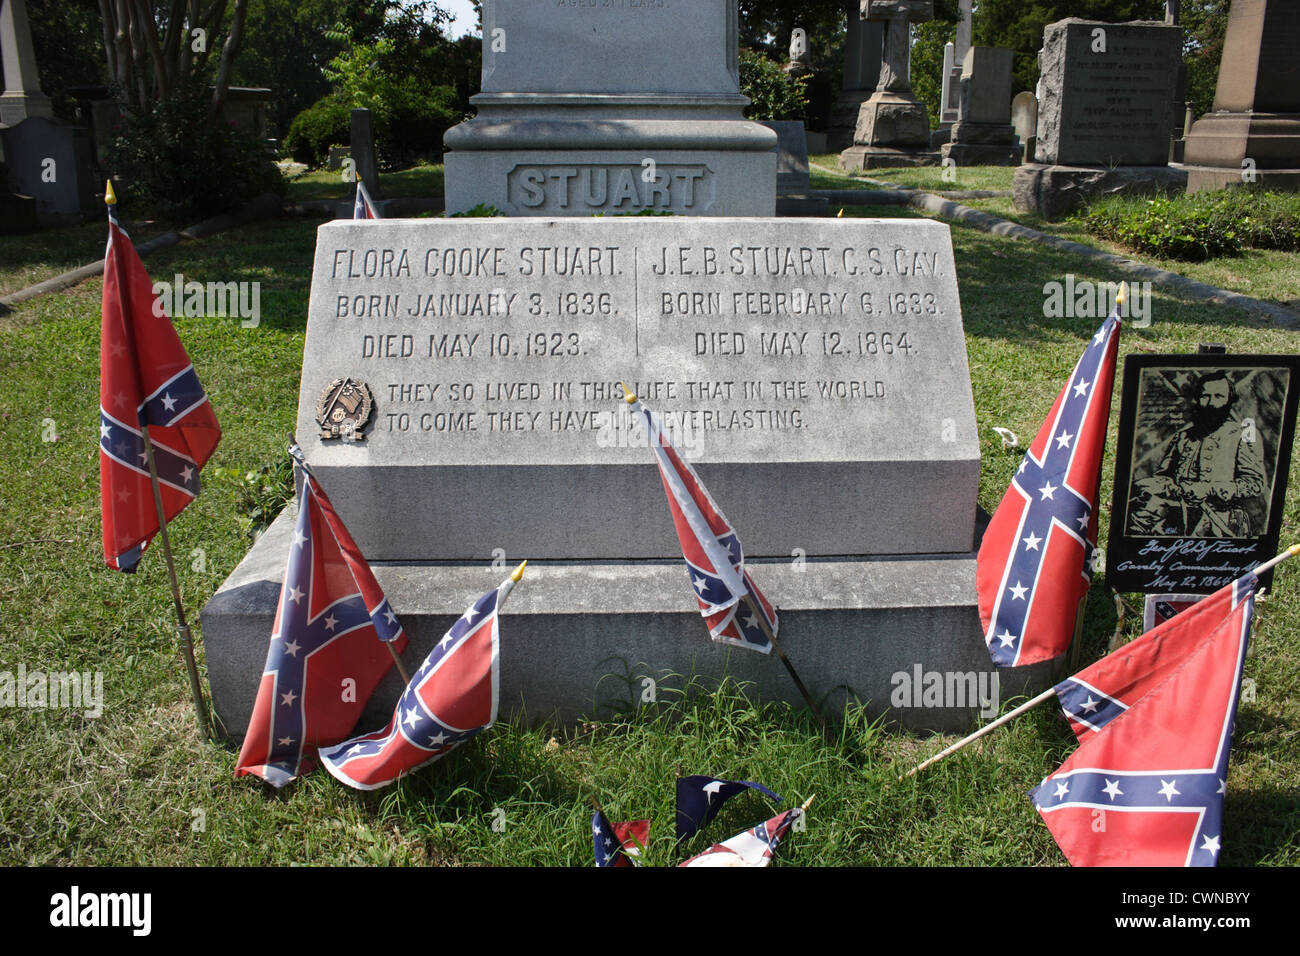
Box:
[442,0,776,217]
[1181,0,1300,193]
[1014,19,1187,219]
[828,2,884,152]
[941,47,1020,166]
[203,216,1015,735]
[761,121,829,216]
[840,0,941,170]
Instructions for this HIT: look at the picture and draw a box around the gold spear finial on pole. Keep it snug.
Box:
[512,560,527,582]
[620,381,637,404]
[105,180,117,205]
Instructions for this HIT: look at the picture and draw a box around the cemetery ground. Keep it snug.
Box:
[1,185,1298,867]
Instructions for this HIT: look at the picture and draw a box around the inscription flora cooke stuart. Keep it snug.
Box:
[304,218,967,466]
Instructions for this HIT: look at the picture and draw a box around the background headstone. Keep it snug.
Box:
[202,216,1011,735]
[443,0,776,216]
[761,120,829,215]
[1033,18,1182,166]
[840,0,941,169]
[786,27,811,74]
[1011,91,1038,162]
[941,47,1020,166]
[1181,0,1300,192]
[828,1,885,152]
[1014,19,1187,218]
[934,41,960,146]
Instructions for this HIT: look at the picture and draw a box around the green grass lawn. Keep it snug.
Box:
[1,204,1298,866]
[285,162,445,202]
[811,155,1017,193]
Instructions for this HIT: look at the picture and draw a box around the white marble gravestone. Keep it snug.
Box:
[202,216,1025,737]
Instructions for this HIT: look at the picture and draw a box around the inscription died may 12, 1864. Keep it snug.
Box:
[297,218,979,562]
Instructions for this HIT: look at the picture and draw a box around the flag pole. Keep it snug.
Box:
[106,182,212,741]
[903,542,1300,779]
[619,383,827,731]
[741,592,828,731]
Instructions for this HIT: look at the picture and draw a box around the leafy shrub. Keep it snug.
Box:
[213,457,295,541]
[284,95,352,167]
[109,85,284,220]
[739,48,808,121]
[1076,188,1300,261]
[449,203,503,218]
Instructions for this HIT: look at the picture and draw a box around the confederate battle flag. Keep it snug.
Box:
[236,446,406,788]
[1031,574,1258,866]
[99,194,221,571]
[977,312,1121,667]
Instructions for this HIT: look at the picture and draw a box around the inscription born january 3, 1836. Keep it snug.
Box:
[296,218,978,564]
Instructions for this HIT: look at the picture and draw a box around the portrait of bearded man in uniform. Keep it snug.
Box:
[1128,370,1267,538]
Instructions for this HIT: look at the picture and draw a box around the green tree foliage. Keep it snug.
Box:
[109,80,284,220]
[739,48,809,122]
[283,3,472,167]
[1180,0,1230,119]
[26,0,107,120]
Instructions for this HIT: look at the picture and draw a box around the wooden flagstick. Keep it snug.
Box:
[902,543,1300,780]
[742,592,828,731]
[107,182,212,741]
[620,382,828,731]
[386,642,411,686]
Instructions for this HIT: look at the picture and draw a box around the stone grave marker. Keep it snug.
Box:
[840,0,941,170]
[828,3,884,152]
[203,216,1022,737]
[1182,0,1300,192]
[442,0,776,217]
[1011,91,1038,162]
[761,121,829,216]
[1014,19,1187,218]
[941,47,1020,166]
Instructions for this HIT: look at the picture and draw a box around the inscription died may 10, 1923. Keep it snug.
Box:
[299,218,973,466]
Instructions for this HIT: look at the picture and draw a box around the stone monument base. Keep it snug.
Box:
[1013,163,1188,219]
[839,146,941,170]
[942,122,1021,167]
[202,508,1053,738]
[776,195,830,216]
[1180,165,1300,194]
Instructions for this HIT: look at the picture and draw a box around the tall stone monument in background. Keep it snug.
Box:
[1181,0,1300,193]
[443,0,776,216]
[828,1,884,151]
[934,0,973,146]
[1014,19,1186,218]
[840,0,940,170]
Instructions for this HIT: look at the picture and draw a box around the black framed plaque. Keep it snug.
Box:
[1107,354,1300,594]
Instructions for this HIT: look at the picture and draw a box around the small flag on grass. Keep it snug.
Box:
[100,186,221,571]
[977,311,1121,667]
[319,564,525,790]
[676,775,782,843]
[1032,574,1257,866]
[236,446,407,788]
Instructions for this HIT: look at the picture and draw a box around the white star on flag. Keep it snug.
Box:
[161,393,177,412]
[1102,779,1123,800]
[1022,532,1042,551]
[1009,581,1028,600]
[1200,834,1221,857]
[1158,779,1180,802]
[280,689,297,707]
[1073,379,1090,398]
[1039,482,1057,500]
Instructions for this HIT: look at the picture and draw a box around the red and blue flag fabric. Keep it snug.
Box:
[629,395,776,653]
[318,572,518,790]
[679,807,804,867]
[353,180,379,219]
[676,775,783,843]
[1031,573,1257,866]
[100,200,221,571]
[593,812,651,867]
[235,446,406,788]
[977,312,1121,667]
